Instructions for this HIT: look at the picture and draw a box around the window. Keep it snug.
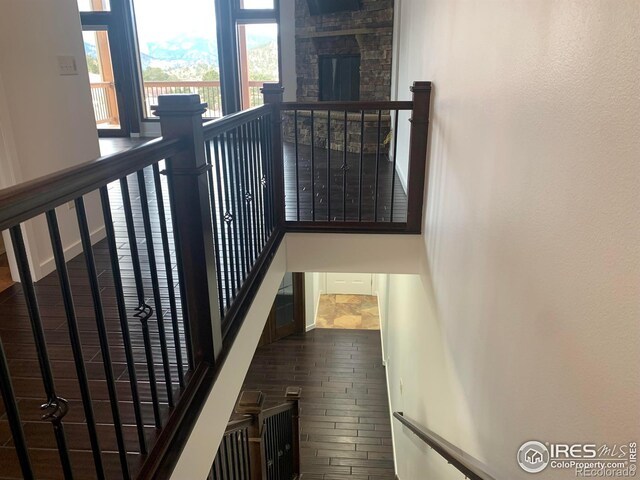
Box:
[236,23,280,109]
[83,29,121,129]
[240,0,275,9]
[77,0,111,12]
[131,0,221,118]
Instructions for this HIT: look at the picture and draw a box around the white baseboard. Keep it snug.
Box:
[305,324,316,332]
[38,225,106,278]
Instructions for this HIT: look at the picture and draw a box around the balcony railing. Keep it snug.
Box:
[90,82,118,125]
[0,82,431,479]
[142,80,267,118]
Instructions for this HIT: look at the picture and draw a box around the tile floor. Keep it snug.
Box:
[315,294,380,330]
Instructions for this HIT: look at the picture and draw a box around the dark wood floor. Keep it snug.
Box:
[237,329,395,480]
[0,166,186,479]
[282,142,407,223]
[0,137,401,479]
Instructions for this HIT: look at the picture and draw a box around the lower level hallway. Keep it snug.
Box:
[238,328,395,480]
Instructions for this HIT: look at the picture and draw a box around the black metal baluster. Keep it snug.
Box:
[252,119,266,248]
[225,130,243,293]
[0,335,33,479]
[294,109,300,221]
[152,163,186,387]
[391,109,400,222]
[261,115,273,235]
[266,113,276,234]
[100,186,147,454]
[120,176,162,427]
[359,110,365,222]
[229,130,247,288]
[160,164,194,371]
[74,197,130,479]
[255,118,266,245]
[327,110,331,221]
[246,121,259,262]
[252,120,262,258]
[375,109,382,222]
[239,429,248,479]
[212,136,232,314]
[225,435,234,479]
[343,110,348,221]
[161,162,194,371]
[231,127,247,278]
[8,225,73,478]
[232,432,241,479]
[205,139,225,320]
[240,124,254,266]
[237,126,251,272]
[136,169,174,407]
[273,415,279,480]
[311,110,316,222]
[42,214,106,479]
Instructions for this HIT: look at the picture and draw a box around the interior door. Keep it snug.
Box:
[259,273,305,346]
[326,273,373,295]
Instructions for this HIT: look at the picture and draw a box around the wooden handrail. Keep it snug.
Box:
[0,137,184,231]
[202,104,271,140]
[393,412,496,480]
[280,100,413,111]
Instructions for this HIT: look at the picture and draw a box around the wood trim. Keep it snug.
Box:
[136,363,212,479]
[261,401,294,418]
[283,221,419,234]
[280,100,413,111]
[296,27,379,39]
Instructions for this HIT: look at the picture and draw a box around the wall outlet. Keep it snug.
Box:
[57,55,78,75]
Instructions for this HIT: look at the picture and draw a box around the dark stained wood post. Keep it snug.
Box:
[235,390,266,480]
[261,83,286,227]
[152,94,223,365]
[406,81,432,233]
[285,386,302,476]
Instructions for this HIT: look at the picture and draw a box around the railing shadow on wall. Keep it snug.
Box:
[0,81,431,479]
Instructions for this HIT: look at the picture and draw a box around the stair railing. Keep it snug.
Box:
[210,387,302,480]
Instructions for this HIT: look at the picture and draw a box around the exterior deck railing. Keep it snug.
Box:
[0,81,431,479]
[143,80,267,118]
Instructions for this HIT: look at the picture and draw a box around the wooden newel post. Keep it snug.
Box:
[406,81,432,233]
[152,94,223,366]
[236,391,266,480]
[285,386,302,476]
[261,83,286,226]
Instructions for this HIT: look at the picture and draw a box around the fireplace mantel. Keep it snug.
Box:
[295,28,379,39]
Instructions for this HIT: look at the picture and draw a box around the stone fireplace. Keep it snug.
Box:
[283,0,394,154]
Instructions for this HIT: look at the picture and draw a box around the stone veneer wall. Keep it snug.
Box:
[289,0,394,153]
[295,0,394,102]
[282,111,391,155]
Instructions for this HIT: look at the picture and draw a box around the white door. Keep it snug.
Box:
[326,273,373,295]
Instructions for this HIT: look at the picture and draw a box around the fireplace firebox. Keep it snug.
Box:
[319,54,361,101]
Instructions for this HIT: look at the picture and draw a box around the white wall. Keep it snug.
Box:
[0,0,103,280]
[171,243,287,479]
[303,272,322,331]
[385,1,640,479]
